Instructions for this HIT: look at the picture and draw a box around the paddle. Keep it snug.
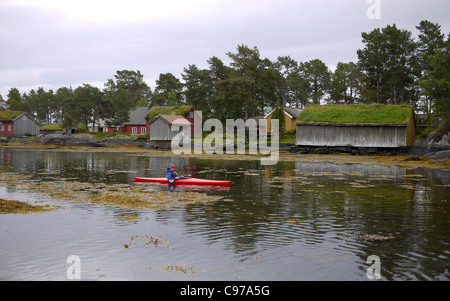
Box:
[168,174,192,183]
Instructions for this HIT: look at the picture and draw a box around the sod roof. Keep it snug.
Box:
[40,123,64,130]
[0,111,24,121]
[145,105,192,119]
[297,104,414,125]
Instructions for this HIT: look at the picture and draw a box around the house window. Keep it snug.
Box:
[1,125,4,131]
[189,111,194,119]
[141,127,146,135]
[132,127,137,134]
[7,125,12,131]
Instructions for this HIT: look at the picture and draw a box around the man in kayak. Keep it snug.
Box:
[166,163,183,183]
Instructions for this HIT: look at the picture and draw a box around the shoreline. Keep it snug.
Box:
[1,136,449,171]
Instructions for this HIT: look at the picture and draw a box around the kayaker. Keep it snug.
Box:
[166,164,183,183]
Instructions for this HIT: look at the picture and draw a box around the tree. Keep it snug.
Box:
[63,84,103,130]
[0,94,5,110]
[24,87,55,123]
[182,64,213,115]
[152,73,183,106]
[300,59,331,104]
[102,79,132,126]
[5,88,26,111]
[419,35,450,126]
[416,20,446,72]
[328,62,363,104]
[257,58,278,113]
[102,70,151,127]
[222,44,278,119]
[207,56,231,118]
[357,28,384,103]
[226,44,262,118]
[286,69,311,109]
[273,56,298,107]
[54,87,73,123]
[215,74,252,121]
[271,101,285,131]
[357,24,418,105]
[113,70,151,106]
[416,20,446,115]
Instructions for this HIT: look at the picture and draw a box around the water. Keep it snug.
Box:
[0,147,449,280]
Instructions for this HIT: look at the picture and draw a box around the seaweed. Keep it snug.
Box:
[0,198,60,214]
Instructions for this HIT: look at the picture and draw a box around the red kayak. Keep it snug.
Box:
[134,177,231,187]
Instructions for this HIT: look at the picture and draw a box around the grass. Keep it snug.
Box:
[297,104,414,124]
[0,111,24,120]
[40,123,64,130]
[91,131,125,138]
[280,129,296,144]
[146,105,192,119]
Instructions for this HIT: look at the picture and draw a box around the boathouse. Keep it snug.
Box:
[0,111,40,136]
[40,123,77,135]
[295,104,416,149]
[148,115,192,148]
[146,105,195,135]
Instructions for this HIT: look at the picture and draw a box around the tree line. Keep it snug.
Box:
[0,20,448,129]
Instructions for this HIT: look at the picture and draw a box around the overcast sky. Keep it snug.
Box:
[0,0,449,98]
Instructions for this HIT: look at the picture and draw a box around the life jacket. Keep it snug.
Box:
[166,168,179,180]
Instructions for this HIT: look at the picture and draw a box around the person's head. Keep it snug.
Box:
[169,163,175,170]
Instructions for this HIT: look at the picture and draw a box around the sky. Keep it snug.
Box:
[0,0,449,99]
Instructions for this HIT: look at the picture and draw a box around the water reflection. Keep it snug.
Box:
[0,147,449,280]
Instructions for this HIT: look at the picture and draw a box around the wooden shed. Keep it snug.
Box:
[148,114,192,148]
[40,123,78,135]
[0,111,40,136]
[145,105,195,135]
[264,106,302,132]
[295,104,416,148]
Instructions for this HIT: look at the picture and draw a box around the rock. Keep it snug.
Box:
[315,146,330,154]
[425,150,450,160]
[436,133,450,146]
[406,155,421,161]
[334,146,353,154]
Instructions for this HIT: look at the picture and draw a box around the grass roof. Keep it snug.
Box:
[0,111,24,121]
[297,104,413,124]
[40,123,64,130]
[145,105,192,119]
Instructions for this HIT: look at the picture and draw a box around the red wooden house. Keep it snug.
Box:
[107,107,150,134]
[0,111,40,136]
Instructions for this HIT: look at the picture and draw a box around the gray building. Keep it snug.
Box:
[149,114,192,148]
[0,111,40,136]
[295,105,416,148]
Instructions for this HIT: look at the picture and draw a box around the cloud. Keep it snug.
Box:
[0,0,449,97]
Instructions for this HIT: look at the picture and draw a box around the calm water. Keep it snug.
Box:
[0,147,449,280]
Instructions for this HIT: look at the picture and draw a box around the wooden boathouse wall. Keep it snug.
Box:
[296,122,414,148]
[295,105,416,148]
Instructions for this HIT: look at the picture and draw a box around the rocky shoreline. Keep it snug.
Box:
[1,134,155,148]
[1,132,449,161]
[291,144,450,160]
[290,130,450,160]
